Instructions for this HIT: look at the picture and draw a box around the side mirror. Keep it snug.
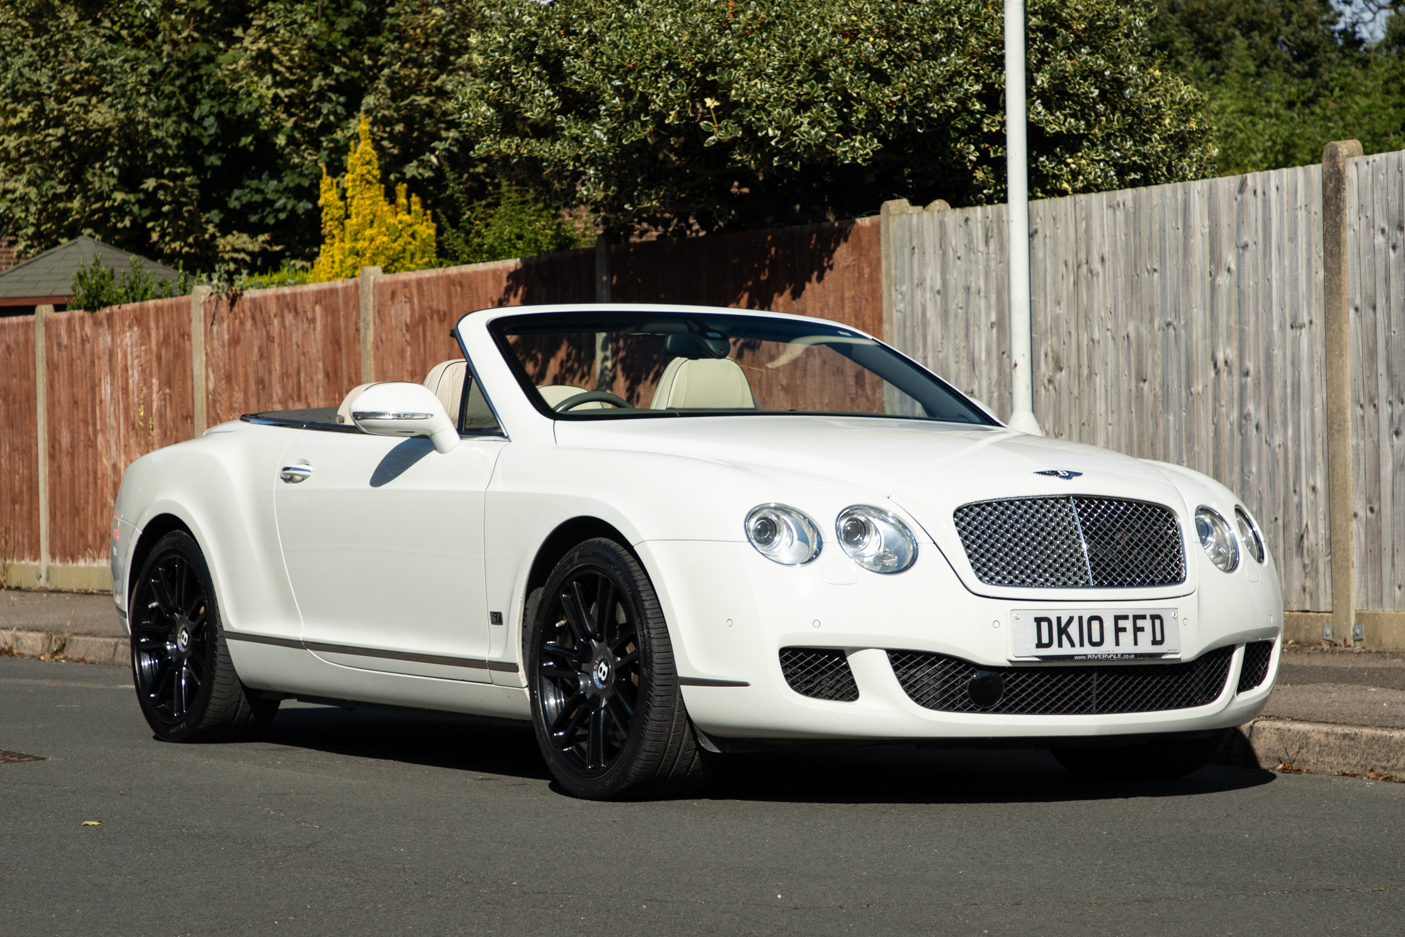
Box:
[350,382,459,454]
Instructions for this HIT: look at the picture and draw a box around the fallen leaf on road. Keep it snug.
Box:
[82,820,101,826]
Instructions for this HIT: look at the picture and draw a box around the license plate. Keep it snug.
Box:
[1010,609,1180,660]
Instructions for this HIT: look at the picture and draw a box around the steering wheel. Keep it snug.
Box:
[553,390,632,412]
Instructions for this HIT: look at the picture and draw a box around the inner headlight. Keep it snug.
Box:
[1195,507,1239,573]
[835,505,918,573]
[745,504,821,566]
[1234,507,1265,564]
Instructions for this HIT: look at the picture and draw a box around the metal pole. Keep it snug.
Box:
[1004,0,1042,435]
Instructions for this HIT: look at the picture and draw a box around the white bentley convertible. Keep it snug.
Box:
[112,304,1281,798]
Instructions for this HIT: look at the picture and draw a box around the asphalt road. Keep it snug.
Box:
[3,656,1403,937]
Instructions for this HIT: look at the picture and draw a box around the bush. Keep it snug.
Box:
[69,257,193,311]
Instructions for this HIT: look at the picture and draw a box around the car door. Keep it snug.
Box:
[273,428,506,683]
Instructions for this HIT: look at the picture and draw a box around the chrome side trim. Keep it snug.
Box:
[225,632,304,650]
[225,632,522,673]
[677,676,751,688]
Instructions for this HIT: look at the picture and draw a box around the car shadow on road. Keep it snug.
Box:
[261,704,1275,804]
[705,745,1277,805]
[261,703,554,781]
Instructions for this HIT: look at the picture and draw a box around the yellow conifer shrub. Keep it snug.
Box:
[310,115,436,282]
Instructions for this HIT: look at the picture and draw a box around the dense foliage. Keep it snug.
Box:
[69,256,194,310]
[1150,0,1405,173]
[2,0,1402,270]
[455,0,1214,236]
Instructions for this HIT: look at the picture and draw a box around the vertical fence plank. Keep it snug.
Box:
[888,162,1338,612]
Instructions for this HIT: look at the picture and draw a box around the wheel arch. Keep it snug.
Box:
[125,513,195,606]
[523,515,636,616]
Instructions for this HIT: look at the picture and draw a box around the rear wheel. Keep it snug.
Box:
[1051,731,1227,781]
[129,531,278,742]
[526,538,714,799]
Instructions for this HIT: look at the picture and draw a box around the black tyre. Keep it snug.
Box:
[526,538,714,800]
[129,531,279,742]
[1051,730,1227,781]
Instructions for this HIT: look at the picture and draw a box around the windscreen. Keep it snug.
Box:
[491,311,992,426]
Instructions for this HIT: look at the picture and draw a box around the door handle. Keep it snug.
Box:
[279,464,313,484]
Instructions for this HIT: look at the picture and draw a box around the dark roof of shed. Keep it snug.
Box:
[0,236,181,300]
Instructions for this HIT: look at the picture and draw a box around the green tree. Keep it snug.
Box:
[452,0,1214,236]
[1149,0,1405,173]
[0,1,416,269]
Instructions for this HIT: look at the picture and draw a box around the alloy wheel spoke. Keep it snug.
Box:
[593,574,616,640]
[570,581,598,640]
[559,587,592,643]
[550,691,587,739]
[151,566,178,618]
[586,707,607,770]
[542,641,586,664]
[606,695,633,734]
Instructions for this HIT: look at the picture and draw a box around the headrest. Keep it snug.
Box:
[424,359,467,423]
[664,332,730,359]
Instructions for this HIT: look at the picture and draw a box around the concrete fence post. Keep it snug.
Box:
[33,304,52,587]
[1323,140,1363,646]
[358,266,382,384]
[190,285,213,435]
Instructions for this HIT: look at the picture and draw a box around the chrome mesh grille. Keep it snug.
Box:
[887,646,1234,715]
[1237,641,1274,692]
[779,648,859,702]
[953,496,1186,588]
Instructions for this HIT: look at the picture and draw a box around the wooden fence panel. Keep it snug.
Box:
[44,298,194,565]
[613,217,883,336]
[1349,149,1405,612]
[205,280,361,425]
[374,250,595,384]
[0,315,39,568]
[889,164,1331,611]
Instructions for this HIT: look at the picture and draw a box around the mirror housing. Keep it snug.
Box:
[350,382,459,454]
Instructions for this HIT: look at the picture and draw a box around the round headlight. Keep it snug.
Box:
[1234,507,1265,564]
[834,505,918,574]
[1195,507,1239,573]
[745,504,821,566]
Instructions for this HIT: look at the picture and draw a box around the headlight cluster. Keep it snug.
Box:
[1234,507,1266,564]
[745,503,917,573]
[1196,505,1267,573]
[1195,507,1239,572]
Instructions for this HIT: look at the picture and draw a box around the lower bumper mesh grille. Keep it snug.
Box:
[779,648,859,702]
[1237,641,1274,692]
[887,646,1235,715]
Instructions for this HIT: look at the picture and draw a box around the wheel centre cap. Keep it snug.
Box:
[176,626,190,652]
[592,657,611,689]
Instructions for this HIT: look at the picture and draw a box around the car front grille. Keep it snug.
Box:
[887,645,1234,715]
[779,648,860,702]
[1237,641,1275,692]
[953,496,1186,588]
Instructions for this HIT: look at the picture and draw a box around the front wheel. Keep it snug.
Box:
[526,538,714,799]
[1051,731,1227,781]
[129,531,279,742]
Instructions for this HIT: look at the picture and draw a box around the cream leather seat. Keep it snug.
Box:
[424,359,467,423]
[650,358,756,409]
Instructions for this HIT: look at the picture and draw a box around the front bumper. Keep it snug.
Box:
[638,540,1282,742]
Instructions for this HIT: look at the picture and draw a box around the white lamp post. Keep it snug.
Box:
[1004,0,1043,435]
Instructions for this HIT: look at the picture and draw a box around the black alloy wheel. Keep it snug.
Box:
[527,538,714,799]
[130,531,278,742]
